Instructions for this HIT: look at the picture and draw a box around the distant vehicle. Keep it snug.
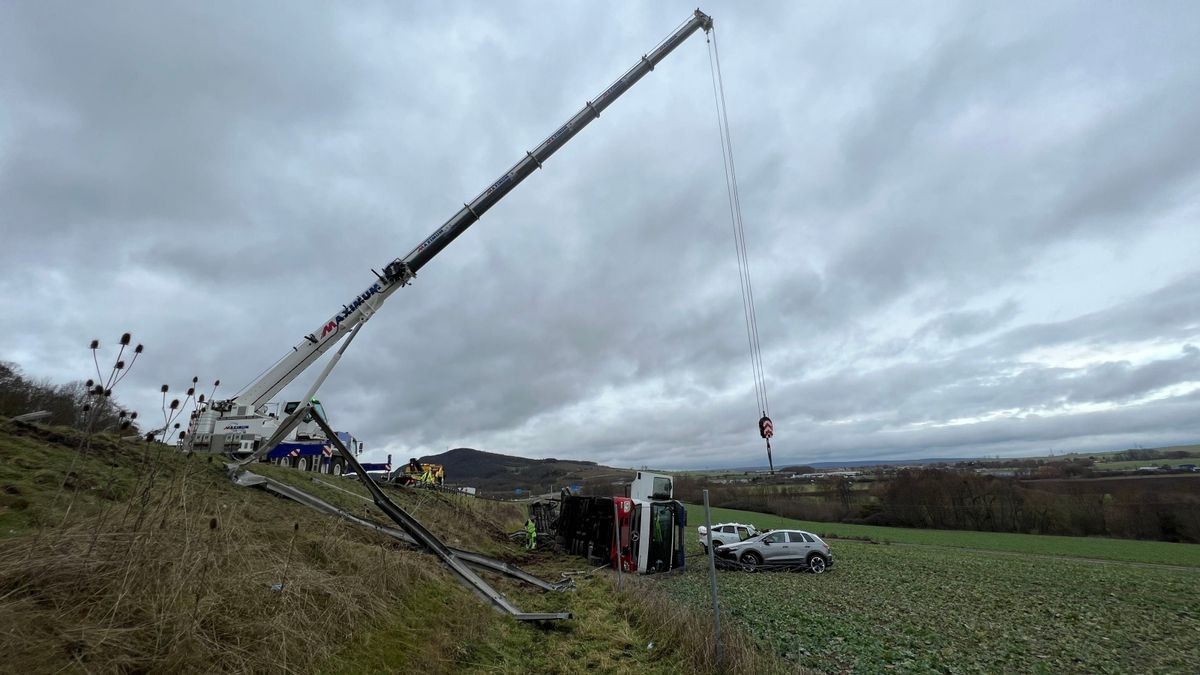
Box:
[1179,464,1198,472]
[715,529,834,573]
[388,459,446,487]
[697,522,759,553]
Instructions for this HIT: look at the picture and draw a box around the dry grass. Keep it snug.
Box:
[0,422,450,673]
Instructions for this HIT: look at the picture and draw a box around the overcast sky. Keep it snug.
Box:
[2,1,1198,470]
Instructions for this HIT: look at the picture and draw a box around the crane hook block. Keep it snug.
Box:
[758,415,774,439]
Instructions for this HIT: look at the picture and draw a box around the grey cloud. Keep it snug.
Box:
[915,299,1020,342]
[994,272,1200,355]
[2,2,1198,470]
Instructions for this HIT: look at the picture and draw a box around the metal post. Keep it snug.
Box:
[703,489,723,664]
[614,500,623,590]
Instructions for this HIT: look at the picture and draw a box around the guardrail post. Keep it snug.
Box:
[703,489,723,665]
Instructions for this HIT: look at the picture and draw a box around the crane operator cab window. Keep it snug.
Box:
[283,400,328,424]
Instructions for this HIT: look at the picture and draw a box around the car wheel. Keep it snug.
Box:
[807,554,827,574]
[740,551,762,571]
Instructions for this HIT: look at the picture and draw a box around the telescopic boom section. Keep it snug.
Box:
[233,10,714,412]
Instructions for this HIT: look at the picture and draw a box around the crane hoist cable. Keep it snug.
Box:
[707,28,775,473]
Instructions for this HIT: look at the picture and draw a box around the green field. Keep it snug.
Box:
[686,504,1200,567]
[670,505,1200,672]
[1093,458,1200,470]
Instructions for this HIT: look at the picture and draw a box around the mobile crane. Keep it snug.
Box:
[186,10,715,482]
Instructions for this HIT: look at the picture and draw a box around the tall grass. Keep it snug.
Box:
[0,428,437,673]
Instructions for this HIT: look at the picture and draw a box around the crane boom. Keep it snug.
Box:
[229,9,714,413]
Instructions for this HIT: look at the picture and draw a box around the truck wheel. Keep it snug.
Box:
[330,460,344,476]
[297,456,310,472]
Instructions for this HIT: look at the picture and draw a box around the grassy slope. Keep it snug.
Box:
[687,503,1200,567]
[0,419,779,674]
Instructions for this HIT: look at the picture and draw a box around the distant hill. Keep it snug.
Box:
[417,447,629,495]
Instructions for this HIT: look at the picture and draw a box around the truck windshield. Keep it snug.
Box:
[647,503,674,573]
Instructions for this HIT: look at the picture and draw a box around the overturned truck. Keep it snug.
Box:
[548,472,686,574]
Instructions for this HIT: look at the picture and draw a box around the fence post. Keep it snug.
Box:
[614,500,623,590]
[704,489,723,664]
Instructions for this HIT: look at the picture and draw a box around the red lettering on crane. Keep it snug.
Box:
[320,321,337,338]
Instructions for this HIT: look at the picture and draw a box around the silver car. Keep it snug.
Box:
[715,529,834,573]
[697,522,759,553]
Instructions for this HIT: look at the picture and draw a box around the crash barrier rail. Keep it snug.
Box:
[234,470,573,593]
[232,411,571,621]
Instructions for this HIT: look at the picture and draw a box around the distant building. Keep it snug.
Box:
[975,468,1018,477]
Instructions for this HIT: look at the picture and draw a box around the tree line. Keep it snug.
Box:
[0,361,134,434]
[675,468,1200,543]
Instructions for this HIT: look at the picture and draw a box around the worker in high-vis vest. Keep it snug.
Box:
[525,518,537,550]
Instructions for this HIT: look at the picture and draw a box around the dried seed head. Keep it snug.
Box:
[93,385,105,395]
[119,333,131,346]
[82,404,91,412]
[160,384,169,393]
[209,518,218,530]
[103,389,112,397]
[86,379,94,387]
[118,410,127,418]
[120,421,130,430]
[90,339,100,350]
[170,399,180,410]
[116,360,125,370]
[293,523,299,532]
[130,411,138,420]
[179,431,186,439]
[173,422,180,429]
[192,376,199,384]
[186,387,195,396]
[135,344,144,354]
[213,380,220,387]
[197,395,205,403]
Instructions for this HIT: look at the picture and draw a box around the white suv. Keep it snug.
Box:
[697,522,759,553]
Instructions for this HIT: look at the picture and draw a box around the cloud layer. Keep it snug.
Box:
[2,1,1198,469]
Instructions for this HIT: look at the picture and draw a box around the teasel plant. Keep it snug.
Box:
[59,333,145,524]
[79,333,144,438]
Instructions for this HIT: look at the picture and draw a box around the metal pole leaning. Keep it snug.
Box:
[703,489,723,664]
[614,500,624,590]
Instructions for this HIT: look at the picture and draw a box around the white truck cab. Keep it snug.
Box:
[629,471,673,501]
